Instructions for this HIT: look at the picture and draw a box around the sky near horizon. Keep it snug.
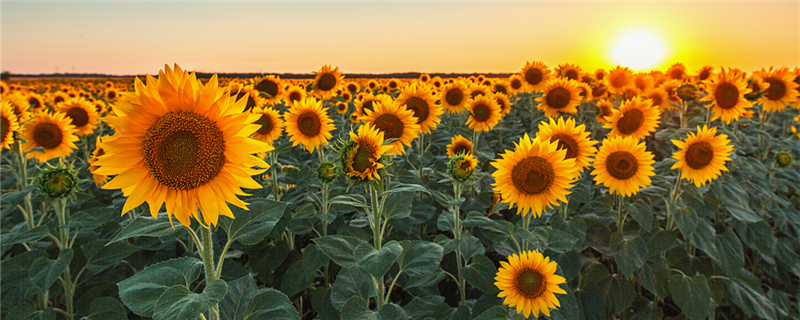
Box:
[2,1,799,76]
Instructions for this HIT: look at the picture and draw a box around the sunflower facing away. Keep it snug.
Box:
[520,61,552,92]
[314,65,345,100]
[604,96,661,140]
[1,100,20,149]
[447,135,474,158]
[536,78,582,118]
[700,68,752,124]
[21,111,79,162]
[495,250,567,318]
[440,80,470,114]
[491,134,577,217]
[671,125,733,187]
[591,135,655,197]
[466,94,502,132]
[757,67,799,112]
[94,64,272,227]
[56,97,100,136]
[250,107,285,145]
[360,99,420,155]
[536,117,598,178]
[397,83,442,134]
[339,124,392,182]
[284,97,335,153]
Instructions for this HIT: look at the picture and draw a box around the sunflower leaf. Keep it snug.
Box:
[221,200,288,245]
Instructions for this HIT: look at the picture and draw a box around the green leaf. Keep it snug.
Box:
[726,271,777,320]
[715,228,744,277]
[84,239,139,272]
[30,249,73,292]
[576,284,605,320]
[340,297,409,320]
[547,228,579,253]
[549,286,580,320]
[600,275,635,317]
[302,244,331,279]
[331,267,376,311]
[281,260,312,297]
[515,226,547,252]
[220,200,288,245]
[673,205,698,239]
[625,199,654,231]
[609,232,648,278]
[0,185,35,218]
[473,306,511,320]
[1,225,49,251]
[329,194,369,208]
[5,303,55,320]
[382,192,414,220]
[735,221,776,265]
[243,288,300,320]
[1,249,47,287]
[669,273,714,320]
[355,240,403,278]
[397,240,444,277]
[311,287,340,320]
[634,257,670,300]
[403,271,445,290]
[118,257,204,318]
[84,297,127,320]
[313,235,368,269]
[219,274,258,320]
[153,280,228,320]
[459,233,485,261]
[437,209,456,231]
[643,229,676,258]
[461,214,512,242]
[462,255,499,294]
[108,214,181,244]
[385,181,430,195]
[403,296,444,320]
[61,211,101,229]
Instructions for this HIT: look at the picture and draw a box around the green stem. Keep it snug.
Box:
[270,151,281,201]
[617,195,627,233]
[384,271,403,305]
[559,202,568,220]
[451,182,466,305]
[367,185,385,306]
[521,213,532,252]
[200,227,220,320]
[15,143,34,230]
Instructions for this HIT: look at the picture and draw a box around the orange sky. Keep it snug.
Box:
[2,1,798,75]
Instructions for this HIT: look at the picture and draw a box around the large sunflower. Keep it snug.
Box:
[339,124,392,181]
[700,68,752,124]
[495,250,567,318]
[757,67,799,112]
[252,75,283,105]
[591,136,655,197]
[491,134,577,217]
[466,94,502,132]
[604,96,661,140]
[536,117,598,178]
[671,125,733,187]
[21,111,79,162]
[440,80,470,114]
[535,78,582,118]
[284,97,335,153]
[314,65,345,100]
[1,100,20,149]
[354,93,392,119]
[606,66,633,94]
[520,61,552,92]
[397,83,442,134]
[56,97,100,136]
[26,93,46,112]
[5,92,32,122]
[94,64,272,227]
[360,99,420,155]
[250,107,285,145]
[447,135,473,158]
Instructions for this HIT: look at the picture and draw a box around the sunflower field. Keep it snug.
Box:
[1,62,800,320]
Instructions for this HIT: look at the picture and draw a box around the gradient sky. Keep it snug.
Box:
[2,1,799,75]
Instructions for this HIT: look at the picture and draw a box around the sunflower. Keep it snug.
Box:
[591,136,655,197]
[419,73,431,83]
[5,92,32,122]
[339,124,392,182]
[577,82,593,103]
[361,99,419,155]
[508,74,524,93]
[386,78,401,93]
[284,97,335,153]
[643,87,671,111]
[366,79,379,92]
[493,80,510,95]
[696,65,714,82]
[595,100,614,124]
[250,107,284,145]
[468,84,490,100]
[447,135,473,158]
[447,152,478,183]
[671,125,733,187]
[495,250,567,318]
[465,94,502,132]
[520,61,552,92]
[397,83,442,134]
[536,117,598,178]
[88,136,109,187]
[700,68,752,124]
[667,63,687,81]
[607,66,633,94]
[336,101,349,114]
[1,100,20,149]
[26,93,46,112]
[314,65,345,100]
[604,96,661,140]
[233,85,266,112]
[345,81,361,94]
[104,88,120,101]
[0,82,8,96]
[440,81,470,114]
[556,63,582,81]
[354,93,392,119]
[253,75,283,105]
[94,64,271,227]
[495,92,512,117]
[744,75,769,101]
[757,67,799,112]
[633,73,654,93]
[535,78,582,118]
[491,134,577,217]
[431,76,444,90]
[284,84,307,105]
[594,69,607,81]
[56,97,100,136]
[51,91,69,106]
[21,111,79,162]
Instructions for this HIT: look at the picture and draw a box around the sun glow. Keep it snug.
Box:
[610,29,667,71]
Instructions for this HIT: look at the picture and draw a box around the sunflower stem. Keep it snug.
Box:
[559,202,569,220]
[269,151,281,201]
[522,213,532,252]
[451,182,467,305]
[55,197,75,320]
[367,184,386,306]
[200,227,221,320]
[14,142,35,231]
[616,195,627,233]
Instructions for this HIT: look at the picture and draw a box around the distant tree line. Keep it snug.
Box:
[2,71,513,80]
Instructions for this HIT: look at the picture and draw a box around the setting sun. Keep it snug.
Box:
[610,29,667,71]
